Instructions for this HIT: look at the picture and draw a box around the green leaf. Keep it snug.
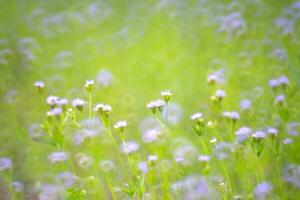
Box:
[66,188,86,200]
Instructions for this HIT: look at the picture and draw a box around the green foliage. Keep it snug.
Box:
[66,188,86,200]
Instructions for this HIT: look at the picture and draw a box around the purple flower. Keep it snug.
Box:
[254,182,272,199]
[0,157,12,171]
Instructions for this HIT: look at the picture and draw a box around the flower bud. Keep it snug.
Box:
[85,80,94,92]
[72,98,85,111]
[34,81,45,93]
[160,90,172,103]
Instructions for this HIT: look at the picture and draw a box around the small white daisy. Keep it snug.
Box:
[114,120,127,129]
[198,155,210,162]
[161,90,172,102]
[240,99,252,111]
[120,141,140,154]
[207,74,218,84]
[267,127,278,136]
[190,112,203,121]
[47,107,62,117]
[236,127,252,142]
[252,131,266,139]
[215,89,226,99]
[57,98,68,106]
[72,98,85,111]
[34,81,45,90]
[46,96,59,106]
[93,103,104,112]
[85,79,94,91]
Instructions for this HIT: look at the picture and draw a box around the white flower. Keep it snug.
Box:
[147,101,157,109]
[57,98,68,106]
[47,107,62,116]
[230,111,240,120]
[240,99,252,111]
[161,90,172,97]
[207,74,218,84]
[190,112,203,121]
[215,89,226,99]
[254,182,272,199]
[72,98,85,111]
[46,95,59,106]
[147,99,166,112]
[210,137,217,144]
[222,111,240,120]
[267,128,278,136]
[93,103,104,112]
[138,161,148,174]
[236,127,252,142]
[155,99,165,108]
[252,131,266,139]
[148,155,158,162]
[72,98,85,107]
[96,69,113,87]
[85,80,94,87]
[120,141,140,154]
[198,155,210,162]
[114,120,127,129]
[161,90,172,102]
[0,157,12,171]
[85,79,94,91]
[34,81,44,88]
[103,104,112,112]
[48,152,69,164]
[142,129,161,143]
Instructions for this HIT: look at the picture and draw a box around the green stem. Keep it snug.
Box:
[88,91,92,120]
[107,127,129,178]
[105,173,117,200]
[220,162,233,197]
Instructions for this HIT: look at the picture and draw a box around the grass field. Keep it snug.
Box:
[1,0,300,199]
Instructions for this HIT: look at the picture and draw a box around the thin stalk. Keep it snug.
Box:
[220,162,233,197]
[105,173,117,200]
[88,91,92,120]
[107,127,129,178]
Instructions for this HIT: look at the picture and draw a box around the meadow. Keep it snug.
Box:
[1,0,300,199]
